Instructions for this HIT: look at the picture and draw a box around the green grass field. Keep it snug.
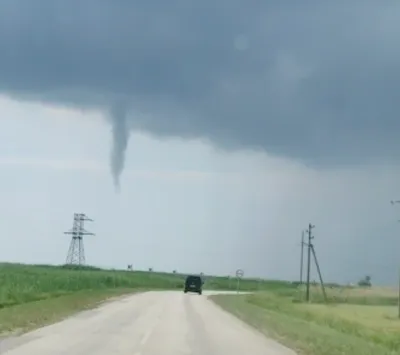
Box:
[211,285,400,355]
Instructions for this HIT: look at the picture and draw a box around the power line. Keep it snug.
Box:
[64,213,95,265]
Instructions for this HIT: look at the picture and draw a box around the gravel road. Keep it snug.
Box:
[0,290,296,355]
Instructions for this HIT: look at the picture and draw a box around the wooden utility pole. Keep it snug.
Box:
[305,223,314,302]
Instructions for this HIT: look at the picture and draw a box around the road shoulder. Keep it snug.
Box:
[0,288,138,337]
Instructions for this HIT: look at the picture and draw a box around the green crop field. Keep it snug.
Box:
[0,262,291,334]
[211,284,400,355]
[0,262,291,308]
[0,262,182,308]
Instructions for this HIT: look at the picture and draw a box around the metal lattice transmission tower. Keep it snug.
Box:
[64,213,95,265]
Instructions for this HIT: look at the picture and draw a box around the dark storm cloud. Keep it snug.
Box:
[1,0,400,166]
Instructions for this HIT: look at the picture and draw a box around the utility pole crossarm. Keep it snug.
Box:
[79,216,94,222]
[64,231,95,236]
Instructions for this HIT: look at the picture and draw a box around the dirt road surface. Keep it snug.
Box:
[0,290,296,355]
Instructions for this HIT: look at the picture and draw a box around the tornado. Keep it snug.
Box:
[109,104,130,192]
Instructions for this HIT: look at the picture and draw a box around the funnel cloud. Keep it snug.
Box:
[110,105,130,191]
[0,1,399,180]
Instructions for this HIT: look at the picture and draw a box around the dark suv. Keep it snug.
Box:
[184,275,203,295]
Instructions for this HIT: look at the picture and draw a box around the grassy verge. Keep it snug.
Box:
[210,292,399,355]
[0,288,136,335]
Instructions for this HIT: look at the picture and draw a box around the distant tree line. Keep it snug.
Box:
[358,275,372,287]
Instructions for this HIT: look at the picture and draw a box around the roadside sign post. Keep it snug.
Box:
[236,269,244,293]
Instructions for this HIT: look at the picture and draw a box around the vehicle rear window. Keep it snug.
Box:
[186,276,201,282]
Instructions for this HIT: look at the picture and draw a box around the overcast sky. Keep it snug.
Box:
[0,1,400,285]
